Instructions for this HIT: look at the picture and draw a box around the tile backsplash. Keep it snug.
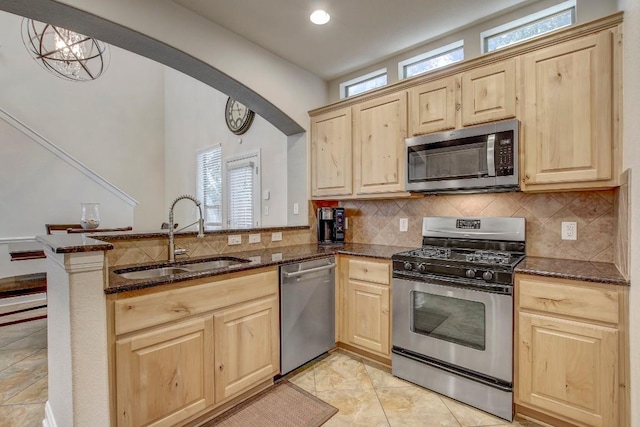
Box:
[109,190,618,268]
[340,190,616,262]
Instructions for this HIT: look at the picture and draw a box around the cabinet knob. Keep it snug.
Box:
[219,364,224,371]
[455,103,461,111]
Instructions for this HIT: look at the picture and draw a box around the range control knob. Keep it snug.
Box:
[404,262,413,271]
[417,263,427,273]
[482,271,494,281]
[465,269,476,278]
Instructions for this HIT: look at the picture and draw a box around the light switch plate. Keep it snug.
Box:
[293,203,299,215]
[399,218,408,232]
[228,235,242,245]
[271,232,282,242]
[561,222,577,240]
[249,234,261,244]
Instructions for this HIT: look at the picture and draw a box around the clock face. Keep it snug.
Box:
[225,98,255,135]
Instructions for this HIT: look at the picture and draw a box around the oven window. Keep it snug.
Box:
[411,291,486,350]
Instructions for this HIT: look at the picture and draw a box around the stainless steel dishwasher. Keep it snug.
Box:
[280,256,335,375]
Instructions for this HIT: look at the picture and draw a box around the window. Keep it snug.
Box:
[339,68,387,99]
[399,40,464,80]
[196,145,222,228]
[481,0,576,53]
[225,152,260,228]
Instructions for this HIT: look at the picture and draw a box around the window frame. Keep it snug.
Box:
[223,150,261,229]
[398,40,464,80]
[196,144,222,229]
[339,68,387,99]
[480,0,576,54]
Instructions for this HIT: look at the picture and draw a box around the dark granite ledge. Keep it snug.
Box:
[93,225,311,241]
[106,243,412,294]
[515,256,629,286]
[36,234,113,254]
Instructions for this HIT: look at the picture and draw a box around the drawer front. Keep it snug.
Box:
[517,275,619,324]
[348,259,390,285]
[114,269,278,335]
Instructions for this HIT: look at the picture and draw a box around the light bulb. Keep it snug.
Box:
[310,10,330,25]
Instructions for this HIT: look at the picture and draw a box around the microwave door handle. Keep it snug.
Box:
[486,134,496,177]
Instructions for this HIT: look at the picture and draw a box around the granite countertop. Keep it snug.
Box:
[106,243,412,294]
[515,256,629,286]
[36,234,114,254]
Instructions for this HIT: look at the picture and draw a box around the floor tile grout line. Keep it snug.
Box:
[0,326,47,351]
[0,371,47,405]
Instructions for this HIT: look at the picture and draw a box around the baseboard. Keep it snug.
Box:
[43,401,57,427]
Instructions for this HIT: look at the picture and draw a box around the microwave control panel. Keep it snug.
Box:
[495,131,514,176]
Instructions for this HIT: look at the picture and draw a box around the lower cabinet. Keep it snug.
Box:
[111,268,280,427]
[338,256,392,360]
[515,274,628,427]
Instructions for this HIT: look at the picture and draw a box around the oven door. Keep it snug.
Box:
[392,276,512,383]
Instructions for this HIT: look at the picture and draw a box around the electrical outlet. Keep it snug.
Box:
[345,217,348,229]
[264,206,269,216]
[561,222,577,240]
[271,232,282,242]
[249,234,261,244]
[271,252,283,261]
[293,203,299,215]
[399,218,408,232]
[249,256,261,263]
[228,235,242,245]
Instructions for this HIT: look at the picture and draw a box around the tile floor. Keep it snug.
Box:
[0,319,541,427]
[288,350,541,427]
[0,317,47,427]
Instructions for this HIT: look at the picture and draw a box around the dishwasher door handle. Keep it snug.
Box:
[282,263,336,279]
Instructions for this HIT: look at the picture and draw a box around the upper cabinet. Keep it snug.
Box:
[520,29,619,191]
[407,59,516,136]
[310,107,353,198]
[353,92,408,196]
[461,59,517,126]
[408,75,460,135]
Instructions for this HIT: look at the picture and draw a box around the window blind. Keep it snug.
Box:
[196,145,222,227]
[226,160,255,228]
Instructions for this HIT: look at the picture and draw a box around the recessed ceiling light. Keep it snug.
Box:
[310,10,330,25]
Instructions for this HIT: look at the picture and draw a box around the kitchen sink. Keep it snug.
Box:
[114,257,251,280]
[182,258,249,271]
[117,267,191,279]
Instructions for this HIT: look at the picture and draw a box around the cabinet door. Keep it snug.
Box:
[517,312,618,427]
[461,59,516,126]
[521,31,613,189]
[353,92,407,195]
[347,280,390,356]
[311,107,353,197]
[116,317,214,427]
[214,296,279,401]
[409,76,459,135]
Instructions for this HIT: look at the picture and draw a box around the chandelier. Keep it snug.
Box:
[21,19,109,82]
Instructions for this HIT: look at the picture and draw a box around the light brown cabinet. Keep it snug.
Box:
[110,268,280,427]
[214,296,279,401]
[338,257,392,360]
[310,107,353,197]
[116,316,215,427]
[515,274,628,427]
[354,92,408,196]
[520,30,617,191]
[408,59,516,136]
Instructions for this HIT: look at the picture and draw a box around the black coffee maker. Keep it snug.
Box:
[317,207,345,245]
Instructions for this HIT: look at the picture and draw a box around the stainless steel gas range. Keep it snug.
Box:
[391,216,525,421]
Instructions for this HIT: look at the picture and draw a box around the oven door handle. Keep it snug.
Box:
[486,134,496,177]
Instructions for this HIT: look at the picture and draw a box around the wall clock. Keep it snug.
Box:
[225,97,255,135]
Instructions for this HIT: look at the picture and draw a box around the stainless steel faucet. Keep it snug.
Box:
[168,194,205,262]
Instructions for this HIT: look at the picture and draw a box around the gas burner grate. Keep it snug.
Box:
[465,250,512,265]
[410,247,451,259]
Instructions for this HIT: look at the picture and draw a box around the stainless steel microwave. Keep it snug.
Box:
[405,119,519,194]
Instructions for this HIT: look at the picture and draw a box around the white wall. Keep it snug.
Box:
[0,12,166,232]
[327,0,620,102]
[618,1,639,425]
[163,68,299,229]
[287,132,309,226]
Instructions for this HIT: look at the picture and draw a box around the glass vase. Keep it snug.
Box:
[80,203,100,229]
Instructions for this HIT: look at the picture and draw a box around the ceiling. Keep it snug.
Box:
[172,0,537,80]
